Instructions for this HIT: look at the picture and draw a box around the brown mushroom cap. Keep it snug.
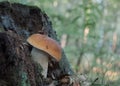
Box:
[27,34,62,61]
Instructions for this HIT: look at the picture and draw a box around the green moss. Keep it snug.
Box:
[20,72,31,86]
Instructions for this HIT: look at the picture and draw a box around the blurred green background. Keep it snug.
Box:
[0,0,120,85]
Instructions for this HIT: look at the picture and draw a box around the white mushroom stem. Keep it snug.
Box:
[31,48,49,78]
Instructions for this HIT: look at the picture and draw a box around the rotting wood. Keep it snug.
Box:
[0,1,74,86]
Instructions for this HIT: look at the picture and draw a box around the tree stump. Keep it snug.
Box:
[0,1,73,86]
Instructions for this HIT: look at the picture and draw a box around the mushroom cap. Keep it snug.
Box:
[27,34,62,61]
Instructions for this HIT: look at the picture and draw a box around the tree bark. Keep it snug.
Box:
[0,1,73,86]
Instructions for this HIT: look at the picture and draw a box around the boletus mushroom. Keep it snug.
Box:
[27,34,62,78]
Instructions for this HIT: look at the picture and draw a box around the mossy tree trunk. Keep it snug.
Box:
[0,1,73,86]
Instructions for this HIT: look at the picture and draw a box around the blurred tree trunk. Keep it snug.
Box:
[0,1,73,86]
[60,34,68,48]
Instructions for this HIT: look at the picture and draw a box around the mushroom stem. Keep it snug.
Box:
[31,48,49,78]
